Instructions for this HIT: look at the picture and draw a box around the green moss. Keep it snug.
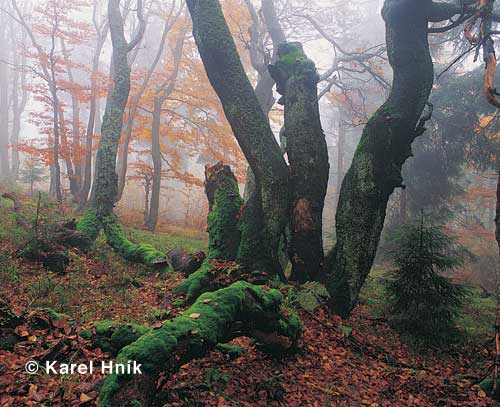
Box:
[102,215,169,271]
[98,282,301,406]
[80,321,151,355]
[207,175,243,260]
[77,208,100,241]
[173,261,213,301]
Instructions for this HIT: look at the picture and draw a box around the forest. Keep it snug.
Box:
[3,0,500,406]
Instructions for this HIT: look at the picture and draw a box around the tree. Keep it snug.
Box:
[326,0,458,317]
[77,0,168,268]
[19,156,47,195]
[0,3,10,178]
[187,0,290,277]
[385,219,467,343]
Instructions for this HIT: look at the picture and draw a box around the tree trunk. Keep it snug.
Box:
[205,162,243,261]
[269,42,329,283]
[97,282,300,407]
[336,108,345,207]
[116,19,174,202]
[0,21,10,178]
[327,0,435,317]
[79,5,108,208]
[10,47,27,181]
[145,98,162,231]
[59,109,78,198]
[144,27,186,230]
[90,5,131,218]
[186,0,289,276]
[61,38,83,198]
[143,175,150,226]
[77,0,166,269]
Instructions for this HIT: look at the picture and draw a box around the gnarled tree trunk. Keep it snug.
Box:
[186,0,289,277]
[269,42,329,283]
[327,0,438,317]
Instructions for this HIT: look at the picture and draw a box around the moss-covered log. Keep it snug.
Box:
[269,42,329,283]
[205,162,243,260]
[327,1,444,317]
[103,214,168,269]
[186,0,289,277]
[77,209,168,269]
[98,281,301,407]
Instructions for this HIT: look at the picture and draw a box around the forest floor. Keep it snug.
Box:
[0,199,499,407]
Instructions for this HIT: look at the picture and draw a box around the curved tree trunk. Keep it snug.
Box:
[269,42,329,283]
[77,0,167,269]
[186,0,289,276]
[327,0,436,317]
[97,281,301,407]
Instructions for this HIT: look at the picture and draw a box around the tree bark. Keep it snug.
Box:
[327,0,436,317]
[90,0,135,217]
[186,0,289,276]
[204,162,243,261]
[97,282,301,407]
[269,42,329,283]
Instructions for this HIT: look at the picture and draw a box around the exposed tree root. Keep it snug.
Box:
[97,281,301,407]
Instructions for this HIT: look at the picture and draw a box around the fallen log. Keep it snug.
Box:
[97,281,301,407]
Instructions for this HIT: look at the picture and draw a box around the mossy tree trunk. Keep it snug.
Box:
[205,162,243,261]
[186,0,289,277]
[91,0,138,218]
[98,281,300,407]
[269,42,329,283]
[327,0,458,317]
[77,0,167,269]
